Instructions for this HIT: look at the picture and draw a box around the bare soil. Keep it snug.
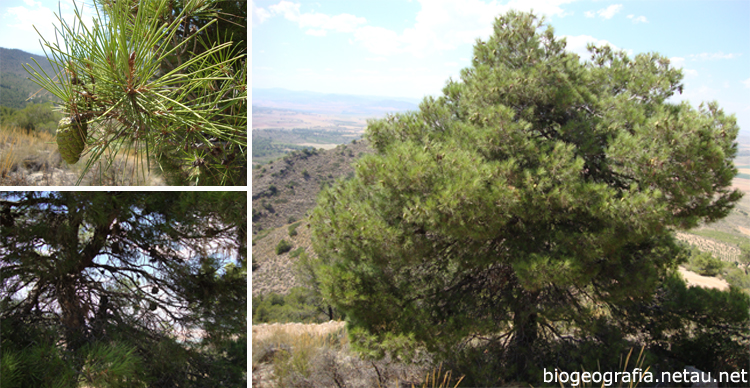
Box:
[678,267,729,291]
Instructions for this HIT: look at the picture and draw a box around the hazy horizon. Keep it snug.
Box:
[253,0,750,134]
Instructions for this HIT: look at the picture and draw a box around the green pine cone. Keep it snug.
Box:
[56,117,88,164]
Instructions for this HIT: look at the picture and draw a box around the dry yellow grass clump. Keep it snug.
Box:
[0,124,164,186]
[252,321,347,344]
[251,321,460,388]
[0,125,60,182]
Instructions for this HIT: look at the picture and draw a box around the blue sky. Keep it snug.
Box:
[252,0,750,133]
[0,0,99,56]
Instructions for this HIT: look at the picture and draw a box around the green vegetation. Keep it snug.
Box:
[260,200,274,213]
[252,287,331,324]
[288,222,302,237]
[252,128,357,164]
[0,72,58,110]
[686,248,725,276]
[725,267,750,289]
[0,47,59,110]
[690,229,750,252]
[253,137,324,165]
[308,11,746,385]
[276,239,293,255]
[0,103,63,134]
[253,136,309,162]
[25,0,247,185]
[1,192,247,387]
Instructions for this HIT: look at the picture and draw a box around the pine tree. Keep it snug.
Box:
[0,191,247,386]
[24,0,246,185]
[310,11,745,383]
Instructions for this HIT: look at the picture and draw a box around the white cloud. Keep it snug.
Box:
[2,0,95,54]
[352,69,380,75]
[354,25,403,56]
[683,69,698,77]
[627,14,648,23]
[743,78,750,88]
[350,0,574,57]
[365,57,387,62]
[252,1,272,25]
[669,57,697,77]
[689,52,740,61]
[269,1,366,34]
[585,4,623,20]
[5,4,57,34]
[562,35,631,60]
[305,28,327,36]
[599,4,623,19]
[261,0,576,57]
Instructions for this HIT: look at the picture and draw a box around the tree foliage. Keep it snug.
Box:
[310,11,745,384]
[0,102,63,134]
[25,0,247,185]
[0,191,246,386]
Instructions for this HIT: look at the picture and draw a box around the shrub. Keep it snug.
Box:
[276,239,293,255]
[251,287,328,324]
[690,250,724,277]
[261,201,274,213]
[288,222,302,237]
[725,267,750,290]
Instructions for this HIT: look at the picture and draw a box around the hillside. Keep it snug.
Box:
[251,88,421,164]
[251,139,373,234]
[0,47,59,109]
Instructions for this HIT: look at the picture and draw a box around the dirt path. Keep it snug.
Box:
[678,267,729,291]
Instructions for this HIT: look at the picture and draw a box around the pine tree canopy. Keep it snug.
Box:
[0,191,247,386]
[310,11,745,383]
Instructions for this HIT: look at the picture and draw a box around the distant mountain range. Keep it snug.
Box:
[252,87,420,116]
[0,47,58,109]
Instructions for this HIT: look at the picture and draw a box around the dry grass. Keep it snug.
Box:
[251,321,447,388]
[252,321,346,343]
[0,123,164,186]
[0,125,60,183]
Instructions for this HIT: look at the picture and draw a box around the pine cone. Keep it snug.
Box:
[57,117,88,164]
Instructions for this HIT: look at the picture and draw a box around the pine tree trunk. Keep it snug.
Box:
[58,278,88,353]
[510,290,539,377]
